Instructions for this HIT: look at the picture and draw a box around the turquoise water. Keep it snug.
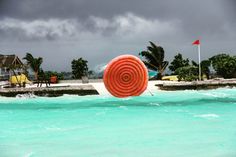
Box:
[1,88,236,157]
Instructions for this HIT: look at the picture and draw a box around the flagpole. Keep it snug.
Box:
[198,44,201,81]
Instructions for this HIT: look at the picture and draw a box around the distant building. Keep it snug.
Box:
[0,54,24,80]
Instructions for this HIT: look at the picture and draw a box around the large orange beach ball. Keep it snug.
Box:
[103,55,148,98]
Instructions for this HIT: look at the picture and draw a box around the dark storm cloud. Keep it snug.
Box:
[0,0,159,20]
[1,0,234,38]
[0,0,227,20]
[0,0,235,71]
[0,0,232,39]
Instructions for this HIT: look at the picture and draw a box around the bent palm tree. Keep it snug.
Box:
[23,53,43,80]
[139,41,168,80]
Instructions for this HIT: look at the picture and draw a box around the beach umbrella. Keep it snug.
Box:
[103,55,148,98]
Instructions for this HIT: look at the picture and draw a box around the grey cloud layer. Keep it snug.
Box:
[0,0,235,71]
[0,13,178,41]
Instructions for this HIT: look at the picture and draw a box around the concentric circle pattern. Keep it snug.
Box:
[103,55,148,98]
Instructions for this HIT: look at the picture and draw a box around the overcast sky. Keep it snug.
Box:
[0,0,235,72]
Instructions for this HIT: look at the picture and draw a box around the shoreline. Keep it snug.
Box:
[156,79,236,90]
[0,79,236,97]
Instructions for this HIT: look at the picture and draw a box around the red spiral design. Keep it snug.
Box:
[103,55,148,98]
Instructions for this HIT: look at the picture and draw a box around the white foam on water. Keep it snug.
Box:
[16,93,37,99]
[149,102,160,106]
[202,92,228,98]
[24,152,34,157]
[194,114,220,118]
[119,106,128,110]
[45,125,90,132]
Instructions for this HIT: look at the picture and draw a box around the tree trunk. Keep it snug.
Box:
[157,72,162,80]
[34,71,38,81]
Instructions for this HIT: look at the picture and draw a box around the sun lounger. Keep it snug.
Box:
[10,74,32,87]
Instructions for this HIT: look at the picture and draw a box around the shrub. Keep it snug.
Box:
[175,66,198,81]
[209,54,236,78]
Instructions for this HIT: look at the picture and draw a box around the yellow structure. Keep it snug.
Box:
[162,75,179,81]
[10,74,31,85]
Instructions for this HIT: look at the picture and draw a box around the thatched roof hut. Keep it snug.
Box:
[0,54,23,68]
[0,54,24,80]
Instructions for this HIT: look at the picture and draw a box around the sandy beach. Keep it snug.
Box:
[21,80,167,96]
[1,79,236,97]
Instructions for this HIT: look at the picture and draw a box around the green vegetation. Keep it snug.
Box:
[71,58,88,79]
[88,70,96,79]
[191,60,211,79]
[23,53,43,80]
[140,41,168,80]
[169,53,236,81]
[22,54,90,81]
[169,53,189,73]
[209,54,236,78]
[20,50,235,82]
[200,60,211,79]
[175,66,198,81]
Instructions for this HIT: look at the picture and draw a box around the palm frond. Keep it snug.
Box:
[142,61,158,71]
[140,51,155,62]
[160,61,169,72]
[148,42,165,62]
[23,53,34,64]
[140,42,168,77]
[140,51,160,67]
[147,46,159,63]
[149,41,158,49]
[23,53,43,73]
[192,60,198,66]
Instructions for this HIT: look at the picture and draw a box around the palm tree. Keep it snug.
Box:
[23,53,43,80]
[139,41,169,80]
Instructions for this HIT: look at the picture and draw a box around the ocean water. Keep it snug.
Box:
[1,88,236,157]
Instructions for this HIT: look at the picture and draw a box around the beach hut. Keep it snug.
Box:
[0,54,24,80]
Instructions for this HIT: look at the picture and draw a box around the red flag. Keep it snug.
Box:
[192,40,200,45]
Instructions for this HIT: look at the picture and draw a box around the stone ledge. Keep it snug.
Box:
[156,79,236,90]
[0,85,99,97]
